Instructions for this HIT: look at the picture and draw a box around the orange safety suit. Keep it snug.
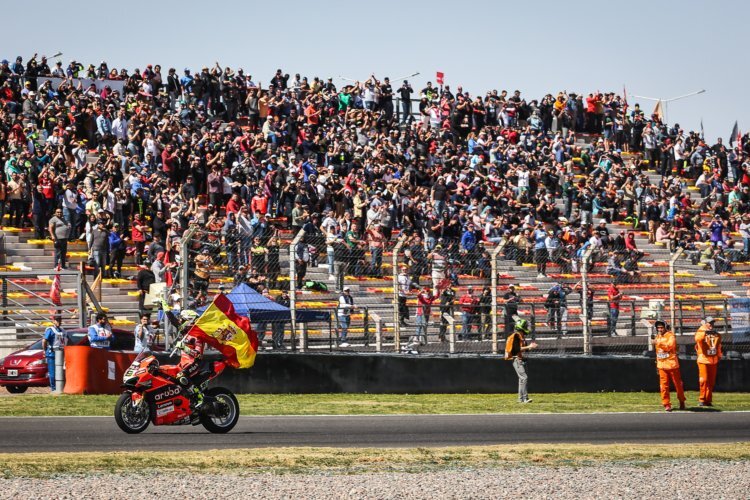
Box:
[695,325,722,404]
[654,330,685,407]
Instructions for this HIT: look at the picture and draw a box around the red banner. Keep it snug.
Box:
[436,71,444,85]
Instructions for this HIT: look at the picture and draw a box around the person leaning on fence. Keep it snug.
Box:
[438,284,456,342]
[42,315,65,391]
[502,285,521,335]
[504,318,537,404]
[607,280,622,337]
[478,286,492,339]
[272,290,290,350]
[88,312,112,349]
[653,320,686,412]
[336,287,356,348]
[397,265,414,327]
[695,316,722,407]
[459,286,479,340]
[410,284,439,349]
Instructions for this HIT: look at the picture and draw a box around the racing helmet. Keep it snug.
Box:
[180,309,199,323]
[514,318,530,334]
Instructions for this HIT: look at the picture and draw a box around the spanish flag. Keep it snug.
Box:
[188,294,258,369]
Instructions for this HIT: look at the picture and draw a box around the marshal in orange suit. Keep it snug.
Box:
[653,320,685,412]
[695,317,722,407]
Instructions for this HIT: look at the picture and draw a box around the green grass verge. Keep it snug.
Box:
[2,391,750,417]
[2,443,750,477]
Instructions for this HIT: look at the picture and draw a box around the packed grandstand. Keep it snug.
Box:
[1,54,750,353]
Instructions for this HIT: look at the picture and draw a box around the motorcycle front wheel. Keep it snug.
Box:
[114,392,151,434]
[200,387,240,433]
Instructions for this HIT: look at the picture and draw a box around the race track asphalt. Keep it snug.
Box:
[1,411,749,452]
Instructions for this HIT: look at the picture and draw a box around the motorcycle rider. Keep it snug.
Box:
[172,310,206,409]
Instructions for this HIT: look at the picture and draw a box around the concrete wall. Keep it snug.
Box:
[197,353,750,394]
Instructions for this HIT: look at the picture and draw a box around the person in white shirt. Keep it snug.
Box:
[397,266,413,326]
[111,110,129,141]
[336,287,356,347]
[133,314,153,353]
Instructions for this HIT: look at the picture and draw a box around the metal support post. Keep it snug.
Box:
[371,312,382,353]
[490,243,504,354]
[581,248,593,355]
[289,229,306,348]
[392,237,406,352]
[298,323,306,352]
[179,225,198,310]
[668,248,684,331]
[444,313,455,354]
[75,272,86,328]
[54,346,65,394]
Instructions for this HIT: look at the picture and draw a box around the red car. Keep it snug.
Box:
[0,327,146,393]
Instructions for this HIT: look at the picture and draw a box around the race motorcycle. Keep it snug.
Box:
[114,348,240,434]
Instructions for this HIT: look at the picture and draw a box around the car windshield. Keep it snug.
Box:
[28,339,43,350]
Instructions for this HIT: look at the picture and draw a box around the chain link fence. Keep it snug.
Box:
[176,226,749,357]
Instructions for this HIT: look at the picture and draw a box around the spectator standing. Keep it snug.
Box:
[134,313,153,353]
[397,265,413,327]
[90,220,109,278]
[366,223,386,276]
[131,213,148,265]
[88,312,112,349]
[478,286,492,339]
[504,318,537,404]
[695,317,722,407]
[653,320,686,412]
[410,285,438,348]
[533,223,548,278]
[607,281,622,337]
[108,224,127,279]
[135,259,155,314]
[336,287,356,347]
[273,291,290,350]
[502,285,521,335]
[48,207,70,270]
[438,284,456,342]
[459,286,478,340]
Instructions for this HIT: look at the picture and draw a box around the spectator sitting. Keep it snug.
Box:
[88,312,113,349]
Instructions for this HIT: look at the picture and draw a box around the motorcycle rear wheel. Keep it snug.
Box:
[200,387,239,433]
[115,392,151,434]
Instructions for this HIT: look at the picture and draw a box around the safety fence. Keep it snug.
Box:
[175,228,750,357]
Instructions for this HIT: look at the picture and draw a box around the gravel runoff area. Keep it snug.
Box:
[1,460,748,499]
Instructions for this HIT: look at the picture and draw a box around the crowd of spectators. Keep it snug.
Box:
[2,53,750,313]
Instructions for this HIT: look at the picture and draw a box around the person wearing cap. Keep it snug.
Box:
[438,283,456,342]
[336,287,356,348]
[607,280,622,337]
[397,265,414,327]
[695,317,722,407]
[533,223,548,278]
[653,320,686,412]
[504,317,538,403]
[42,315,66,391]
[459,286,479,340]
[409,285,439,349]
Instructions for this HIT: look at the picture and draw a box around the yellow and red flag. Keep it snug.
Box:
[188,293,258,369]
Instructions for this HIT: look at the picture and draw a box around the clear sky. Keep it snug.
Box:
[3,0,747,142]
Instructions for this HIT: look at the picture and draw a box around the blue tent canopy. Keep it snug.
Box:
[198,283,330,323]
